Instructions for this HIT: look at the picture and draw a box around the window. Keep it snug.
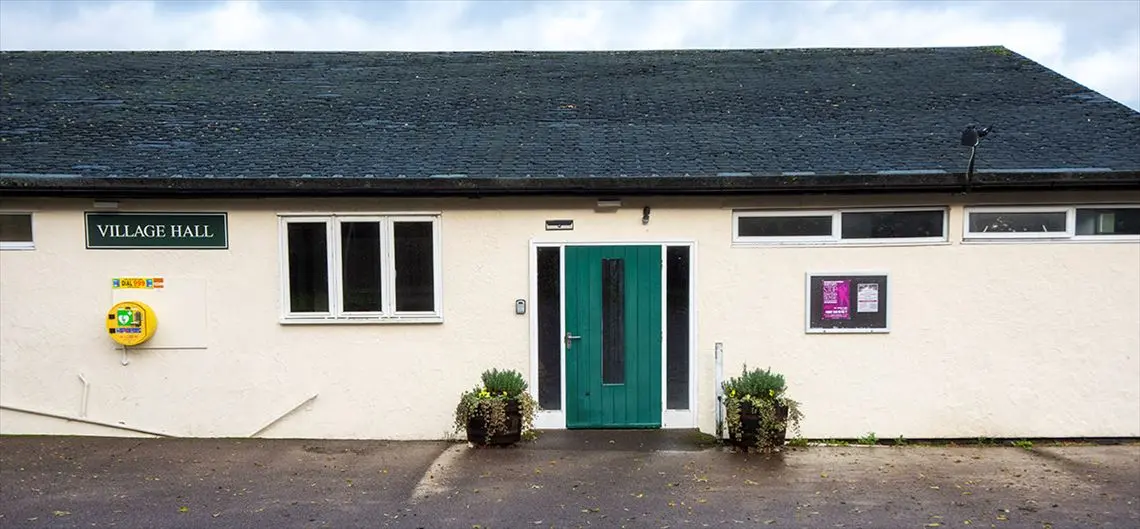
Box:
[1076,207,1140,236]
[840,210,945,239]
[733,208,947,244]
[280,214,441,322]
[964,207,1070,239]
[0,213,34,250]
[738,214,833,240]
[964,205,1140,241]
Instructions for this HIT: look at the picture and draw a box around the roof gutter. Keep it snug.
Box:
[1,170,1138,198]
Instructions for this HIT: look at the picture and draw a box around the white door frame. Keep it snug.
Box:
[527,239,699,429]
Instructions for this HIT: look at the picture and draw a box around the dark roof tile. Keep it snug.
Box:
[0,48,1138,194]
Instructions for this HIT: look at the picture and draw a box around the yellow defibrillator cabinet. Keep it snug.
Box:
[105,301,157,346]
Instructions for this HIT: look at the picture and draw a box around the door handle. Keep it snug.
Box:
[565,332,582,349]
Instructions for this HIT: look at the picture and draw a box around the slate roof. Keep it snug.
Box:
[1,47,1138,196]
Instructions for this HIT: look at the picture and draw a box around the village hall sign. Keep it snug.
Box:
[85,212,228,249]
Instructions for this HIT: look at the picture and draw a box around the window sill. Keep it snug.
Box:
[279,315,443,325]
[961,236,1140,245]
[732,239,950,248]
[0,242,35,251]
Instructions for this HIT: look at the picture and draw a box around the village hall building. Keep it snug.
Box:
[0,47,1137,441]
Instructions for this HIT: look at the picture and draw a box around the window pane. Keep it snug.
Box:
[537,247,561,410]
[666,246,690,410]
[340,222,383,312]
[969,212,1067,233]
[601,258,625,385]
[287,222,329,313]
[738,215,832,237]
[841,210,945,239]
[0,214,32,242]
[393,221,435,312]
[1076,208,1140,235]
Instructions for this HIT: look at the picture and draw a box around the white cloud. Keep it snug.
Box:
[1057,31,1140,107]
[0,0,1136,109]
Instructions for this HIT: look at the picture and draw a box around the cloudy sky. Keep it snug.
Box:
[1,0,1137,110]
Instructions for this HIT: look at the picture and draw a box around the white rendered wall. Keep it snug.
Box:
[0,191,1137,440]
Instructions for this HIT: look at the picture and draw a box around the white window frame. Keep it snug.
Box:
[733,209,836,244]
[732,207,949,246]
[963,206,1074,240]
[963,205,1140,242]
[0,211,35,251]
[278,213,443,324]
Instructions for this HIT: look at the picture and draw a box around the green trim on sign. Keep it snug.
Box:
[565,245,662,429]
[85,212,228,249]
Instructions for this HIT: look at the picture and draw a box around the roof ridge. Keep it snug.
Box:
[0,46,1012,55]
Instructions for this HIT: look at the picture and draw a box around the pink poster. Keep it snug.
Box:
[821,279,851,320]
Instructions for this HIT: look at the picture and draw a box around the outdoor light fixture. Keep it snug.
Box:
[642,206,651,225]
[596,198,622,209]
[960,124,993,182]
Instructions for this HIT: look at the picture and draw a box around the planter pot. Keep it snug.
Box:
[465,398,523,446]
[728,400,789,451]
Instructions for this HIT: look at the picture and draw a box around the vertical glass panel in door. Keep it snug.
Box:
[536,246,562,410]
[287,222,329,313]
[340,222,383,312]
[666,246,690,410]
[393,221,435,312]
[601,258,625,385]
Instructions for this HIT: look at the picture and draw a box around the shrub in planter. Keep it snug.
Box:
[722,365,803,452]
[454,368,537,446]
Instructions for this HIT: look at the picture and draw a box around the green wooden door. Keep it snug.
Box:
[565,245,662,429]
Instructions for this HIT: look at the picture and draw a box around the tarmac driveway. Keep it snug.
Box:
[0,436,445,528]
[1,432,1137,529]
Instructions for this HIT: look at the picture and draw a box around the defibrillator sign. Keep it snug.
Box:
[112,277,164,289]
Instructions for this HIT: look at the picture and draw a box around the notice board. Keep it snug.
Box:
[806,272,889,333]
